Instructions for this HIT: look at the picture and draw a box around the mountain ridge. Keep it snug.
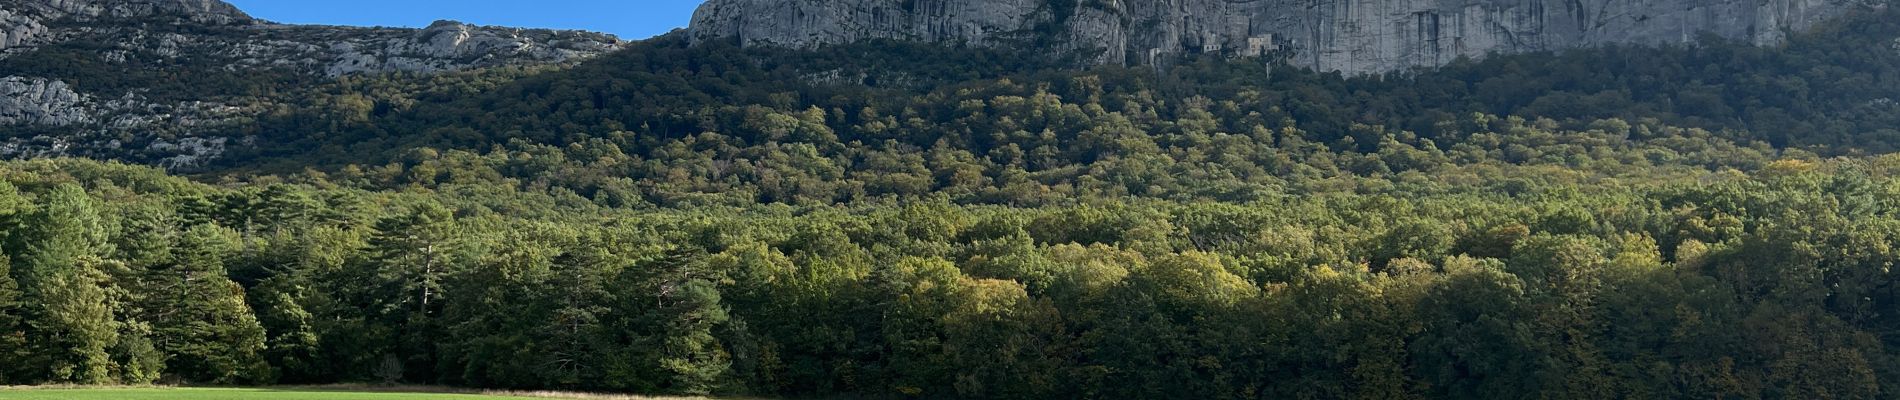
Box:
[0,0,623,76]
[0,0,625,168]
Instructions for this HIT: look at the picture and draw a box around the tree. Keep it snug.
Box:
[657,279,731,395]
[237,225,362,383]
[0,183,26,383]
[436,227,607,389]
[13,184,119,384]
[253,184,320,232]
[361,203,462,383]
[249,273,321,383]
[143,225,271,384]
[938,278,1065,399]
[1373,217,1456,270]
[367,204,457,315]
[1509,235,1617,398]
[102,203,173,385]
[0,253,25,384]
[110,322,165,385]
[1408,257,1542,399]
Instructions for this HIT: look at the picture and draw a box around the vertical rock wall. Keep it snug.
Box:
[689,0,1870,74]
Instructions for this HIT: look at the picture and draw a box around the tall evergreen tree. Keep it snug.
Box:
[14,184,119,384]
[657,278,731,395]
[143,225,271,383]
[0,182,27,383]
[103,202,174,385]
[0,253,24,384]
[362,203,460,382]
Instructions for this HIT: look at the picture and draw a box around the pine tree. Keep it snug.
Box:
[145,225,271,384]
[0,253,25,384]
[111,322,165,384]
[244,227,357,383]
[102,203,173,384]
[0,182,26,383]
[367,204,457,320]
[14,185,119,384]
[251,273,322,383]
[254,184,319,231]
[658,279,731,395]
[362,203,459,382]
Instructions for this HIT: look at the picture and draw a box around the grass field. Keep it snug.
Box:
[0,387,709,400]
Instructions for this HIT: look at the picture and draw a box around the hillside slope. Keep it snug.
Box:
[0,0,621,167]
[2,1,1900,399]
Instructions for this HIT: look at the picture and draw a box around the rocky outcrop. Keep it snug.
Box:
[59,0,249,23]
[0,0,623,75]
[314,20,626,76]
[689,0,1047,48]
[0,73,262,167]
[10,0,251,24]
[0,76,90,125]
[0,0,250,53]
[0,6,50,52]
[689,0,1875,74]
[0,0,626,168]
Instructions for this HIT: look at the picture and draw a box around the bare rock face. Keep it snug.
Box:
[18,0,251,23]
[0,8,48,51]
[0,0,249,52]
[690,0,1872,74]
[0,76,90,126]
[689,0,1047,48]
[0,0,623,75]
[0,0,625,167]
[318,20,626,76]
[0,74,267,165]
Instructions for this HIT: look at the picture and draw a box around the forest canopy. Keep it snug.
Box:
[2,5,1900,400]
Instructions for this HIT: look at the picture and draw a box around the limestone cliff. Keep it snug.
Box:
[690,0,1875,74]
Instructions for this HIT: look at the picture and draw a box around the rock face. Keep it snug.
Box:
[690,0,1873,74]
[0,0,623,75]
[0,76,90,126]
[1,0,250,53]
[19,0,251,24]
[315,20,626,76]
[0,8,47,55]
[0,0,626,168]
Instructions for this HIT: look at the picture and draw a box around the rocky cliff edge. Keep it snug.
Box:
[689,0,1877,75]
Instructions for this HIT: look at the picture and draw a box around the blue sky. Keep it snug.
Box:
[225,0,707,40]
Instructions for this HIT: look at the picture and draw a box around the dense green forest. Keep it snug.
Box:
[5,5,1900,400]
